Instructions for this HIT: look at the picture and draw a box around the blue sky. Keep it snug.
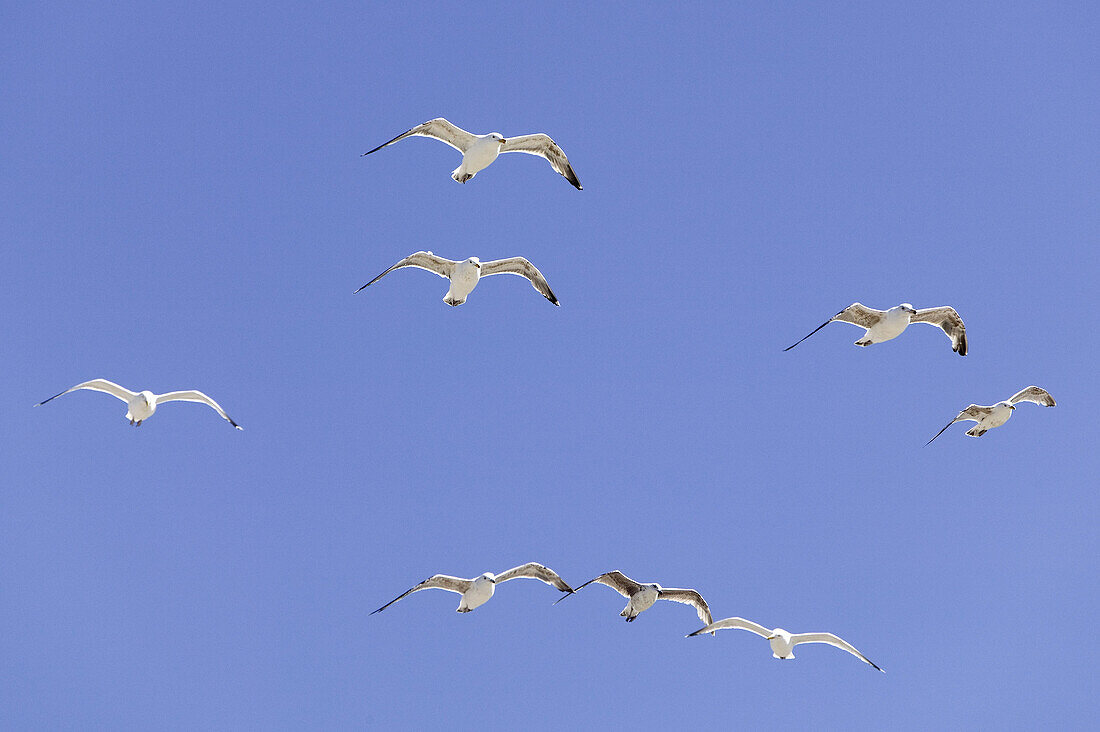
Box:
[2,1,1097,728]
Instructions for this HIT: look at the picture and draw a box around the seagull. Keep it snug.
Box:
[35,379,242,429]
[785,303,967,355]
[361,117,582,189]
[355,251,559,307]
[687,617,884,672]
[371,563,574,614]
[556,570,713,628]
[926,385,1056,444]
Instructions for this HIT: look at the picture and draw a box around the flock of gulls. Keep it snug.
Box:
[35,115,1059,675]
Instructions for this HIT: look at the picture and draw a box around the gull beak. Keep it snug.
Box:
[1009,405,1016,410]
[766,635,778,640]
[499,138,507,145]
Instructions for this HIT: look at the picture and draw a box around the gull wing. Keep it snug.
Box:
[355,251,456,293]
[499,133,582,190]
[155,390,242,430]
[370,574,473,615]
[784,303,883,351]
[479,257,560,305]
[1008,386,1056,407]
[789,632,885,672]
[911,306,968,356]
[494,563,573,593]
[35,379,137,407]
[558,571,643,605]
[926,404,994,444]
[657,588,713,626]
[362,118,478,156]
[687,616,772,638]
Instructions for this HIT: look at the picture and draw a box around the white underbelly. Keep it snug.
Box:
[461,141,501,174]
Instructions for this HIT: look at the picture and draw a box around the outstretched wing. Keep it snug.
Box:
[911,306,968,356]
[558,571,643,604]
[926,404,993,444]
[362,118,478,156]
[790,632,884,672]
[687,616,772,638]
[370,574,473,615]
[494,563,573,593]
[499,134,582,190]
[35,379,137,407]
[355,251,456,293]
[1008,386,1056,407]
[155,390,242,430]
[479,257,559,305]
[784,303,884,351]
[657,588,713,626]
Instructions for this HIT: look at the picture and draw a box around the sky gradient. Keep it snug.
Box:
[2,2,1097,729]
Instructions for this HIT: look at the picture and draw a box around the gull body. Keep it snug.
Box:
[558,570,712,628]
[362,118,582,189]
[371,563,574,615]
[355,251,559,307]
[35,379,241,429]
[927,386,1056,443]
[785,302,968,355]
[687,617,884,672]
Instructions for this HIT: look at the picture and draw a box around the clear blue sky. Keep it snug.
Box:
[2,1,1097,728]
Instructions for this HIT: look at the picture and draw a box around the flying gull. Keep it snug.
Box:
[35,379,241,429]
[687,616,884,672]
[362,117,582,189]
[926,385,1056,444]
[355,251,559,307]
[371,563,574,614]
[556,570,713,629]
[785,303,967,355]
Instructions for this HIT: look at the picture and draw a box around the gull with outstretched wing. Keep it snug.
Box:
[362,117,582,189]
[371,563,574,615]
[927,386,1056,443]
[785,302,967,355]
[557,570,712,629]
[355,251,559,306]
[687,617,884,672]
[35,379,241,429]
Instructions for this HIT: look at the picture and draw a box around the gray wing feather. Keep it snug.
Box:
[362,118,478,156]
[479,257,560,305]
[790,632,884,672]
[687,616,772,638]
[35,379,137,406]
[355,251,456,293]
[833,303,885,329]
[499,133,582,189]
[155,390,242,430]
[911,306,968,355]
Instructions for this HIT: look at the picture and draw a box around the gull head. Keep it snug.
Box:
[997,401,1015,410]
[900,303,917,315]
[467,257,481,269]
[487,132,506,145]
[481,572,496,582]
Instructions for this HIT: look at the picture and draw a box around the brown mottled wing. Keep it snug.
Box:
[657,588,713,626]
[832,303,884,329]
[370,574,473,614]
[785,303,883,351]
[911,306,968,355]
[362,118,478,156]
[355,251,456,293]
[926,403,994,444]
[478,257,560,305]
[1008,386,1056,407]
[573,571,643,598]
[494,563,574,592]
[499,134,582,189]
